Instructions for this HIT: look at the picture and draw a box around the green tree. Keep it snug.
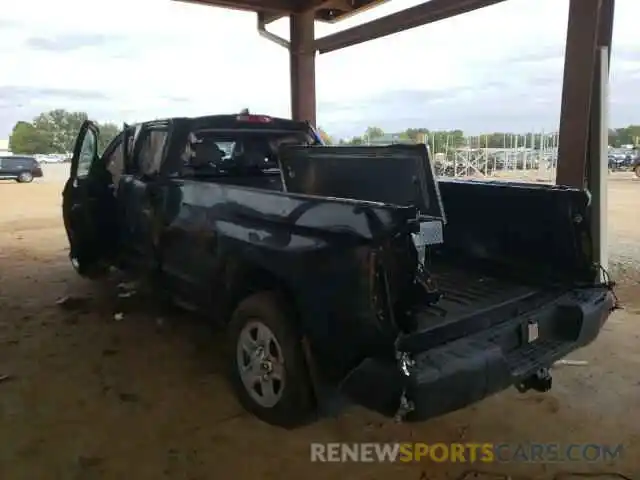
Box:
[364,126,384,140]
[32,109,89,153]
[9,121,53,154]
[9,110,122,156]
[97,122,120,153]
[405,128,430,143]
[608,126,640,147]
[317,127,333,145]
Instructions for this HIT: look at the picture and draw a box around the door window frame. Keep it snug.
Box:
[100,130,127,189]
[130,121,171,180]
[70,121,100,181]
[101,131,125,162]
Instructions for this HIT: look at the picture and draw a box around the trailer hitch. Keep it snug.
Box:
[516,368,552,393]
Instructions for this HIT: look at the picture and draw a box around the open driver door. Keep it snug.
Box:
[62,120,118,278]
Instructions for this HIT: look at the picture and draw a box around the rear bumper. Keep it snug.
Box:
[340,287,614,422]
[32,168,43,178]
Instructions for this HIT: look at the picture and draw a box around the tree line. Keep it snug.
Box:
[322,125,640,149]
[9,109,119,155]
[8,109,639,155]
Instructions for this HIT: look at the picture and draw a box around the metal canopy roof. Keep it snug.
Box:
[176,0,390,23]
[174,0,616,191]
[175,0,508,52]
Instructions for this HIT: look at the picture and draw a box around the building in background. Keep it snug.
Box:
[365,133,415,146]
[0,139,10,155]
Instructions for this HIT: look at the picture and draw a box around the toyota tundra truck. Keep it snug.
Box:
[62,113,616,428]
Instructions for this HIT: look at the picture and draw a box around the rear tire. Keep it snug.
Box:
[70,254,110,280]
[17,172,33,183]
[227,291,315,428]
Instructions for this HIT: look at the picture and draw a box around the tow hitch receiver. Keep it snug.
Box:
[516,368,552,393]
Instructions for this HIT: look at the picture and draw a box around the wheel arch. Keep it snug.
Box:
[221,258,322,417]
[221,258,303,331]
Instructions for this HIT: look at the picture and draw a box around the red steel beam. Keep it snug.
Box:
[314,0,507,54]
[596,0,615,66]
[174,0,362,19]
[290,10,317,125]
[556,0,602,187]
[174,0,295,13]
[301,0,352,10]
[586,0,614,188]
[261,0,359,24]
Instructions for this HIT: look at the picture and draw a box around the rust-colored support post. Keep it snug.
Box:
[587,0,614,185]
[290,10,316,126]
[587,0,614,275]
[556,0,602,187]
[589,47,610,275]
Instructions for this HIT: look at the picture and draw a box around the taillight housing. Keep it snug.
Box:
[236,114,272,123]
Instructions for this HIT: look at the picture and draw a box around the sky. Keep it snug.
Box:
[0,0,638,140]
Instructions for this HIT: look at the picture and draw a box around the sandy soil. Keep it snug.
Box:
[1,166,639,480]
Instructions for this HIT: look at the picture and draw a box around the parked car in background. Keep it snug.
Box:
[36,153,67,164]
[608,154,632,171]
[0,155,43,183]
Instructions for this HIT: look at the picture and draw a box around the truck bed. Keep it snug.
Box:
[404,264,558,352]
[419,264,541,327]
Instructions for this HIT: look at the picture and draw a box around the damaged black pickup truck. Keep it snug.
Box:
[63,113,616,428]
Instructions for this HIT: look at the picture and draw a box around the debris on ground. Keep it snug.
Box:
[457,424,470,440]
[118,392,139,403]
[454,470,518,480]
[0,374,14,384]
[553,359,589,367]
[113,312,124,322]
[553,472,633,480]
[56,295,90,311]
[76,455,104,469]
[116,281,138,293]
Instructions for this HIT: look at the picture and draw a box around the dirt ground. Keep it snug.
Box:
[1,166,639,480]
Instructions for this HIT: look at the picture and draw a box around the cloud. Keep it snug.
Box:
[0,19,19,29]
[319,80,563,137]
[0,86,111,136]
[0,85,107,104]
[25,33,124,53]
[0,0,638,141]
[506,47,565,65]
[320,65,640,138]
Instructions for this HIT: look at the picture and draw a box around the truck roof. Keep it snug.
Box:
[133,113,312,133]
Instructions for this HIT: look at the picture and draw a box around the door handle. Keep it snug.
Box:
[146,188,161,203]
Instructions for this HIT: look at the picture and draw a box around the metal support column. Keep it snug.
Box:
[587,0,614,275]
[290,10,316,126]
[556,0,602,187]
[590,47,610,275]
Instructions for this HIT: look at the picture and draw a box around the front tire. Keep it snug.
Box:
[17,172,33,183]
[227,291,315,428]
[634,165,640,178]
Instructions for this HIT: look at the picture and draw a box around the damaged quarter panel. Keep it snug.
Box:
[158,179,417,380]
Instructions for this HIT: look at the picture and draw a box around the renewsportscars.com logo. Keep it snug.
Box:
[309,443,624,464]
